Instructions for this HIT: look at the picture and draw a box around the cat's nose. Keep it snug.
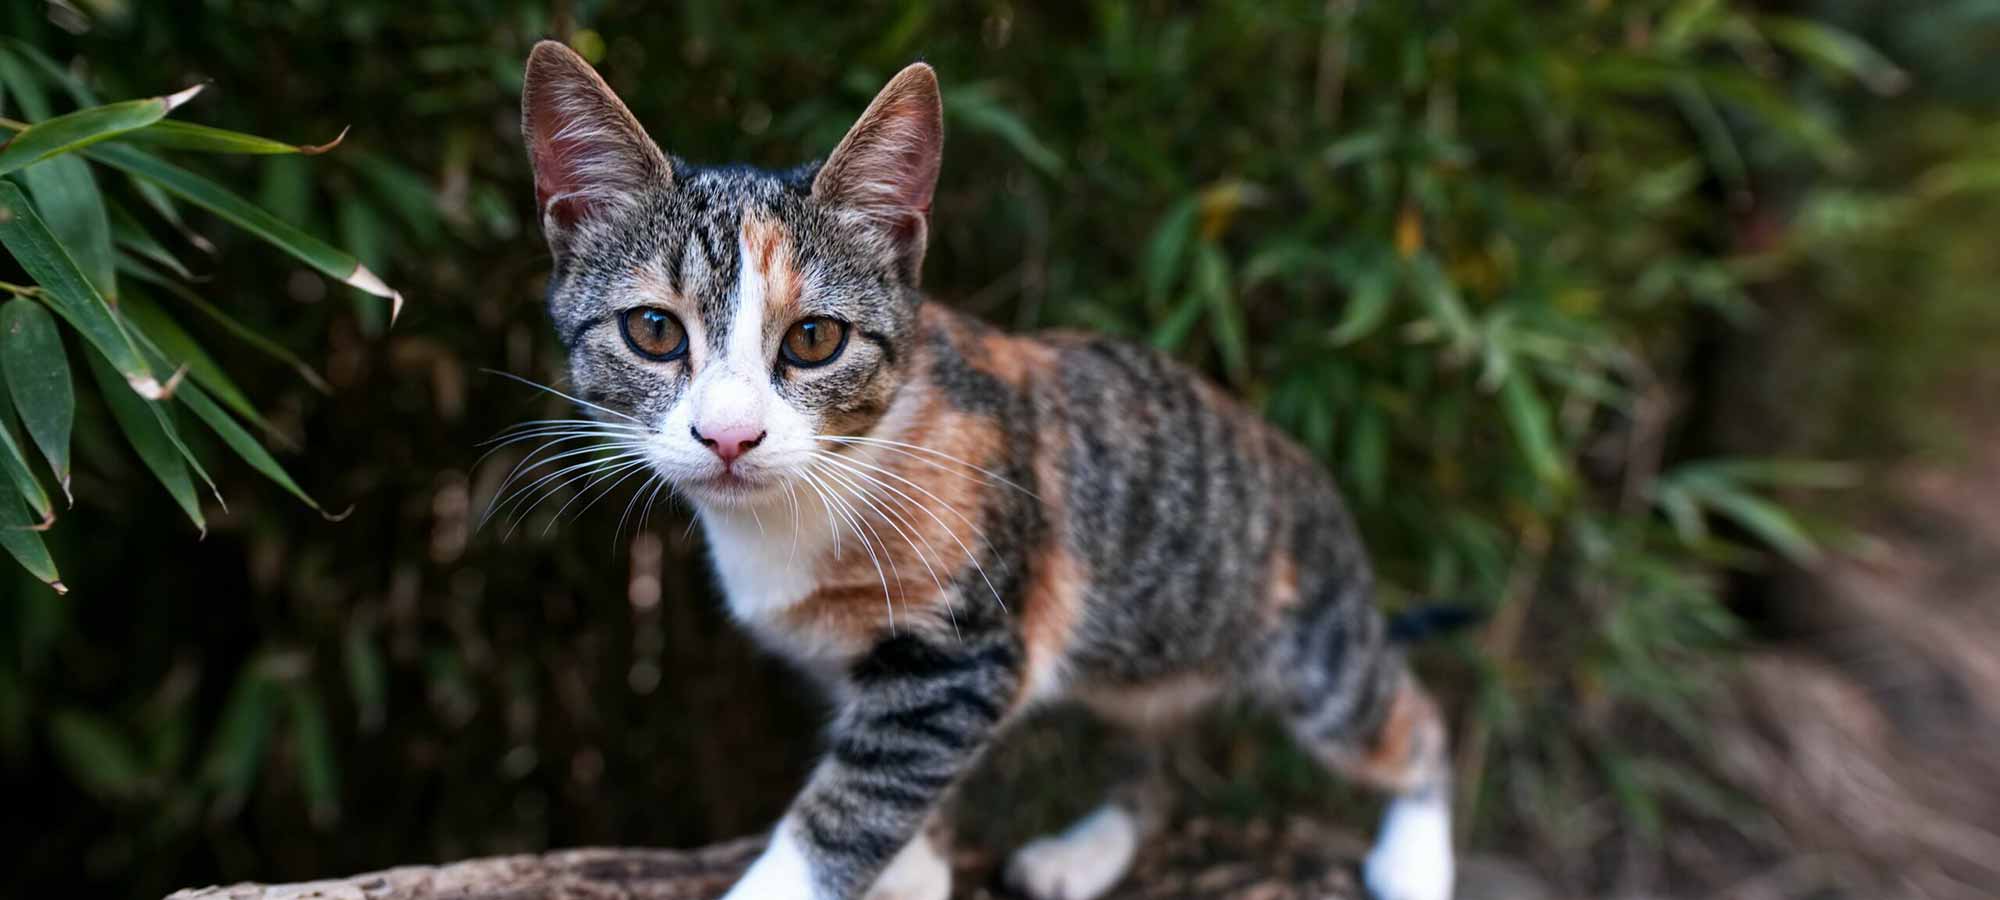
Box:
[691,423,766,464]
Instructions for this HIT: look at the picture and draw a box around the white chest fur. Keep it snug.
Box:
[699,500,857,670]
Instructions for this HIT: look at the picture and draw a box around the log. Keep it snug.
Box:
[165,818,1389,900]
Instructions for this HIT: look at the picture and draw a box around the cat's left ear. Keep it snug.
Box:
[813,63,944,286]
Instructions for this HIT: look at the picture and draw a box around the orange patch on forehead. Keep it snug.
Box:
[742,215,803,328]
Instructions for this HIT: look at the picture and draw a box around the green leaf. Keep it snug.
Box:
[0,39,100,108]
[1703,489,1819,562]
[0,85,205,175]
[344,623,387,733]
[81,142,404,321]
[1500,372,1566,486]
[945,85,1064,176]
[201,662,278,811]
[128,332,320,511]
[1760,16,1908,95]
[1195,242,1249,383]
[109,200,194,279]
[0,392,51,521]
[0,181,152,387]
[120,291,278,439]
[18,154,117,298]
[118,119,347,156]
[49,711,148,800]
[0,297,73,492]
[1331,253,1398,345]
[0,460,60,591]
[83,348,206,535]
[0,46,54,121]
[1405,254,1477,353]
[1142,195,1201,312]
[288,683,340,827]
[115,262,331,393]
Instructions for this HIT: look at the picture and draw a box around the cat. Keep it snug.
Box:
[517,40,1456,900]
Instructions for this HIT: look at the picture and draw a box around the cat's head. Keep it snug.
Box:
[520,42,941,509]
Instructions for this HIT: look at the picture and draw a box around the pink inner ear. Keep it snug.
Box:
[526,82,599,229]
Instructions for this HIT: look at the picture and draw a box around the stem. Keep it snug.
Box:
[0,280,45,298]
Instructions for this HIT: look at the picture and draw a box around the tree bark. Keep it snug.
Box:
[165,818,1381,900]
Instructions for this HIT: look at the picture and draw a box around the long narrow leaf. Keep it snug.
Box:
[0,182,155,390]
[0,297,70,497]
[18,154,117,298]
[81,143,404,322]
[0,461,60,591]
[119,120,346,156]
[124,316,320,510]
[0,391,52,521]
[109,201,194,279]
[0,84,205,175]
[116,261,331,393]
[83,349,206,535]
[120,291,282,439]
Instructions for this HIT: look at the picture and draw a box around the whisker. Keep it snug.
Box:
[491,449,652,537]
[812,451,1008,613]
[813,435,1037,498]
[813,459,955,640]
[800,466,895,633]
[479,442,647,531]
[481,368,643,424]
[545,458,655,535]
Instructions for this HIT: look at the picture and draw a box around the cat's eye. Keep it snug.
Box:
[780,316,849,368]
[619,307,688,361]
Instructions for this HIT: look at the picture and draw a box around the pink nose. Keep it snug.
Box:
[691,424,766,463]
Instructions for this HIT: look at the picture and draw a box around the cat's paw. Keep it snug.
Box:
[864,831,951,900]
[1001,806,1138,900]
[1361,792,1455,900]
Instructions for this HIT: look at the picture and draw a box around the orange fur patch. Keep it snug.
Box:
[1342,676,1444,792]
[742,215,803,329]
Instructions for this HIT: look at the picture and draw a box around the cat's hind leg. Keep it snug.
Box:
[1278,630,1455,900]
[1000,745,1170,900]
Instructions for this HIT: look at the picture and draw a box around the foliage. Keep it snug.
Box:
[1,1,1996,897]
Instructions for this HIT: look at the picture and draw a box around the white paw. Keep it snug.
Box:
[865,831,951,900]
[1362,792,1455,900]
[1002,806,1138,900]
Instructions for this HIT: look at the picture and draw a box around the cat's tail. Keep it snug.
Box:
[1385,602,1486,644]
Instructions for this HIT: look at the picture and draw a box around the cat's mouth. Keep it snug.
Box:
[681,467,785,507]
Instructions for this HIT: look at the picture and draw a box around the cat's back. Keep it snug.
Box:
[919,304,1372,687]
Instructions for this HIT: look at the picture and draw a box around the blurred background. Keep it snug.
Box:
[2,1,1998,898]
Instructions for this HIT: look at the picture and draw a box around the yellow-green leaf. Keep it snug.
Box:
[0,84,204,175]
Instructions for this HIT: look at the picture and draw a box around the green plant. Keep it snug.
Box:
[0,38,400,591]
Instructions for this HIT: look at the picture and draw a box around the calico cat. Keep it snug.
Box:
[518,41,1455,900]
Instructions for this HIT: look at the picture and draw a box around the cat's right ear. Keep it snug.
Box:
[520,40,671,252]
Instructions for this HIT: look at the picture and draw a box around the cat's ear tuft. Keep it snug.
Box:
[813,63,944,285]
[521,40,671,251]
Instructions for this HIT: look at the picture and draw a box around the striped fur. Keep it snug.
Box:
[521,42,1455,900]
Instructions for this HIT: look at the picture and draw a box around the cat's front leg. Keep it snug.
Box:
[723,630,1022,900]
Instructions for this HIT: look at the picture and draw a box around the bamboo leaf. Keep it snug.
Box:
[83,348,206,535]
[1704,489,1819,562]
[127,327,320,510]
[49,710,148,800]
[0,297,73,494]
[1142,195,1201,312]
[0,181,154,389]
[81,142,404,322]
[120,291,279,439]
[201,662,278,811]
[1500,372,1566,486]
[1406,253,1477,353]
[18,154,117,298]
[1760,15,1908,95]
[0,389,52,521]
[0,84,204,175]
[0,39,100,108]
[288,683,341,827]
[1195,242,1249,383]
[116,261,331,393]
[109,200,194,279]
[1331,252,1398,345]
[0,457,61,591]
[118,120,347,156]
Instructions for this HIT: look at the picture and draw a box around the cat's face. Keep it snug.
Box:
[521,43,942,509]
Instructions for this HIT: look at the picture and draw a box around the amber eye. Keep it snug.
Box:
[619,308,688,361]
[780,316,849,368]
